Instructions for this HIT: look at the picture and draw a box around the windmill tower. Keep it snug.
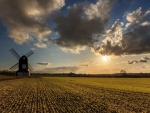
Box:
[9,48,34,76]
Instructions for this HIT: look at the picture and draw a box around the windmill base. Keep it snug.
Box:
[16,71,30,76]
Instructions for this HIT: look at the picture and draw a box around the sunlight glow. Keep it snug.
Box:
[102,56,110,61]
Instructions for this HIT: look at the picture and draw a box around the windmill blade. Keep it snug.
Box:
[10,63,19,70]
[25,50,34,57]
[28,63,33,71]
[10,48,20,60]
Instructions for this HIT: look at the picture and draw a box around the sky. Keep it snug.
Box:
[0,0,150,74]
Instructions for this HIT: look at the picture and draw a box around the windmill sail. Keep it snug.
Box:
[25,50,34,57]
[10,63,19,70]
[28,63,33,71]
[10,48,20,60]
[9,48,34,76]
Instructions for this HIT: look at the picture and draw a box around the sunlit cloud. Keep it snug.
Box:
[141,57,150,60]
[0,0,65,46]
[34,42,47,48]
[50,0,116,53]
[31,48,36,51]
[93,7,150,56]
[1,0,150,57]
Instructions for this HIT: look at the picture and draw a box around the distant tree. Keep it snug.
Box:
[69,72,76,77]
[120,70,126,74]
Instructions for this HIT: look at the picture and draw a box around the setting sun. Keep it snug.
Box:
[102,56,108,61]
[102,56,110,61]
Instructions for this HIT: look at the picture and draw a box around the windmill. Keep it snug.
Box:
[9,48,34,76]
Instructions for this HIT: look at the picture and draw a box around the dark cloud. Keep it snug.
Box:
[31,48,36,51]
[126,57,149,64]
[93,8,150,56]
[120,26,150,55]
[37,62,50,66]
[141,57,150,60]
[45,66,80,73]
[139,59,147,63]
[80,62,95,67]
[81,64,89,67]
[127,60,138,64]
[139,56,150,63]
[0,0,64,46]
[50,0,116,53]
[2,0,150,57]
[92,40,123,55]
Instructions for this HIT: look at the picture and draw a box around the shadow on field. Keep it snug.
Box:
[0,76,44,82]
[0,77,21,82]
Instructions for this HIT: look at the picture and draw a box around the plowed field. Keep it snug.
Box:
[0,76,150,113]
